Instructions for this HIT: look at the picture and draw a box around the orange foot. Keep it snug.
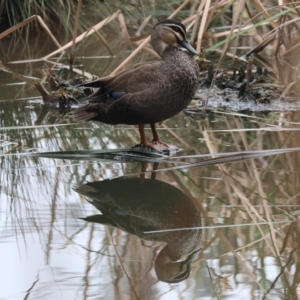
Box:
[145,140,179,152]
[132,141,180,153]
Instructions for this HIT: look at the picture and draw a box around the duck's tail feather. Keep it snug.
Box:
[73,183,99,198]
[72,102,109,122]
[72,105,99,122]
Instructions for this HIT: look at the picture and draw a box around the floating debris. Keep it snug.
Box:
[34,70,95,106]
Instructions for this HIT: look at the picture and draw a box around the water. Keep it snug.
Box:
[1,25,300,300]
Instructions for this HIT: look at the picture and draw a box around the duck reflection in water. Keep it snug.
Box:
[75,164,202,283]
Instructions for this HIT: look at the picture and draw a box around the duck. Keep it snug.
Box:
[76,175,202,283]
[72,19,200,151]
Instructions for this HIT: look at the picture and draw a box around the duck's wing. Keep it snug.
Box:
[73,61,164,123]
[82,61,163,99]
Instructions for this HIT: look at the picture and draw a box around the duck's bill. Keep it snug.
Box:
[179,39,198,56]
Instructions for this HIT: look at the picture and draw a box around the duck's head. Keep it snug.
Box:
[154,246,201,283]
[151,19,198,58]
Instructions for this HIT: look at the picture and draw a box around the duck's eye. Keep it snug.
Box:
[170,25,186,38]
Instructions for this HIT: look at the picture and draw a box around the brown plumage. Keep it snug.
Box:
[72,19,200,151]
[75,176,202,283]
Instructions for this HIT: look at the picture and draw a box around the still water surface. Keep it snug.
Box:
[1,28,300,300]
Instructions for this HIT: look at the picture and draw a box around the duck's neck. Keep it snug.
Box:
[160,46,187,61]
[150,30,171,57]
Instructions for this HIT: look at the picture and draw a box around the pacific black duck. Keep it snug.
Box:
[76,176,202,283]
[73,19,200,151]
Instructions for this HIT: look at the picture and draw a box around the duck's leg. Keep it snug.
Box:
[139,161,148,181]
[138,124,168,151]
[150,123,170,148]
[139,124,148,146]
[151,123,160,143]
[150,123,180,151]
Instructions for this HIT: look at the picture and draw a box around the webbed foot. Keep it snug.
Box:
[136,124,180,154]
[144,141,179,152]
[132,142,180,154]
[150,140,176,151]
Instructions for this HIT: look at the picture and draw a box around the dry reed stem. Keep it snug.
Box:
[205,262,218,298]
[244,2,264,44]
[234,118,249,151]
[2,143,21,155]
[82,223,94,298]
[216,0,246,66]
[135,15,152,36]
[235,119,281,256]
[224,118,242,152]
[202,125,279,257]
[244,13,300,57]
[57,25,114,63]
[110,2,191,75]
[214,48,242,61]
[136,45,159,58]
[197,0,211,53]
[283,40,300,57]
[123,127,139,146]
[0,15,61,49]
[205,0,246,109]
[191,0,237,44]
[160,123,192,149]
[203,25,252,39]
[45,168,60,263]
[183,183,262,288]
[219,222,292,258]
[105,227,141,300]
[218,232,266,291]
[280,82,296,99]
[70,0,83,65]
[186,19,196,32]
[244,33,276,57]
[204,0,220,33]
[93,31,114,56]
[228,173,279,257]
[44,11,120,59]
[44,59,95,79]
[34,81,50,98]
[190,0,206,45]
[182,14,197,27]
[0,62,37,85]
[110,37,150,75]
[197,188,266,292]
[118,13,131,46]
[168,0,190,19]
[197,124,225,201]
[253,0,278,29]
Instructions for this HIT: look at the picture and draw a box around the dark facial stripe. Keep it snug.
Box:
[154,19,188,43]
[167,25,186,36]
[154,19,187,34]
[168,25,186,40]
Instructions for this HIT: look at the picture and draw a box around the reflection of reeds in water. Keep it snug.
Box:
[2,111,300,297]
